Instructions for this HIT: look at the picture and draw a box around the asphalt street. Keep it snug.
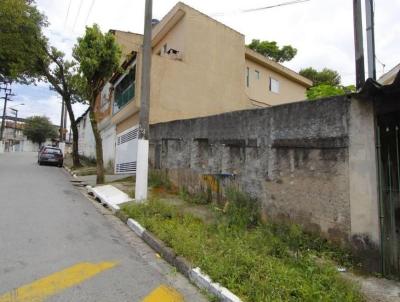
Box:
[0,152,207,302]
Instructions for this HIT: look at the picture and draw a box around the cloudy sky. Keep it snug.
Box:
[6,0,400,126]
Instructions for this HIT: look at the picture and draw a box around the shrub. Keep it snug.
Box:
[148,170,172,190]
[224,188,261,229]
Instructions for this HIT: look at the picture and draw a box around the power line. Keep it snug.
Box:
[72,0,84,30]
[212,0,310,17]
[84,0,96,26]
[64,0,72,28]
[243,0,310,13]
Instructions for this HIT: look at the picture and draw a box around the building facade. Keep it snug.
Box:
[94,2,312,174]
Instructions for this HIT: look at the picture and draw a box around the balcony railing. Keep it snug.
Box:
[113,83,135,114]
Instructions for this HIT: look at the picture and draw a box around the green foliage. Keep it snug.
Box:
[179,187,210,205]
[299,67,341,86]
[224,188,260,229]
[73,24,121,184]
[247,39,297,63]
[299,67,356,100]
[122,199,364,302]
[307,84,356,100]
[73,24,121,103]
[0,0,47,83]
[23,116,57,145]
[148,170,172,190]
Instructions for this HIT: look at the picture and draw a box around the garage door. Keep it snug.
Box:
[115,125,138,174]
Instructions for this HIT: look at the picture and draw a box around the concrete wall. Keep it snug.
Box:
[77,113,96,159]
[348,97,381,270]
[149,96,380,267]
[78,112,117,168]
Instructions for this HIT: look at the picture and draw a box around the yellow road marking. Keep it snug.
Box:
[0,261,118,302]
[142,285,184,302]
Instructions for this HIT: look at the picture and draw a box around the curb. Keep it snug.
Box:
[64,166,77,178]
[77,177,242,301]
[122,216,242,302]
[87,185,120,213]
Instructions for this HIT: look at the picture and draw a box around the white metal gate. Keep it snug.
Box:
[115,125,138,174]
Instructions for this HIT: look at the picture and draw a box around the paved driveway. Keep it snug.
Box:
[0,152,206,302]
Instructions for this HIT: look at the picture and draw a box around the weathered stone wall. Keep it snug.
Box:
[150,96,353,243]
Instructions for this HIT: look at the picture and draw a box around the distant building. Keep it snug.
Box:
[378,63,400,85]
[0,116,56,152]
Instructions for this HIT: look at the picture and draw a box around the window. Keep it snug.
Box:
[269,77,280,93]
[44,148,62,154]
[246,67,250,87]
[255,70,260,80]
[113,66,136,114]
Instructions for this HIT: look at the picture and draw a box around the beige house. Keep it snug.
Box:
[96,2,312,173]
[378,63,400,85]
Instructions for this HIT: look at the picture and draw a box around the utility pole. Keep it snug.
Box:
[0,83,14,141]
[10,108,18,139]
[365,0,376,80]
[353,0,365,90]
[135,0,153,201]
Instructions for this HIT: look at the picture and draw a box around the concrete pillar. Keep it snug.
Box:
[349,97,380,244]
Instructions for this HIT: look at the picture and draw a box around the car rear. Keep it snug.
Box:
[38,147,63,167]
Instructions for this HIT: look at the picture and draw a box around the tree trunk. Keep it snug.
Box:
[89,106,105,184]
[63,96,81,168]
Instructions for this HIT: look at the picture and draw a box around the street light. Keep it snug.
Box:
[0,92,15,141]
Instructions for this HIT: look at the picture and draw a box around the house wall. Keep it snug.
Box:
[110,4,310,131]
[100,123,116,169]
[113,31,143,59]
[149,96,380,270]
[148,6,249,124]
[101,32,142,137]
[116,112,139,134]
[77,113,96,159]
[245,58,308,106]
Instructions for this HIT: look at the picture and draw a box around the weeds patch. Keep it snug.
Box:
[148,170,172,190]
[122,192,364,302]
[179,186,210,205]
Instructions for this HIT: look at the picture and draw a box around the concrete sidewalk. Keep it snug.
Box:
[78,174,133,187]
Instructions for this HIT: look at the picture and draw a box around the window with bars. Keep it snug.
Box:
[113,66,136,114]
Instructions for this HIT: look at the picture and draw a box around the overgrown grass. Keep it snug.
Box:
[179,186,210,205]
[121,189,364,302]
[148,170,172,190]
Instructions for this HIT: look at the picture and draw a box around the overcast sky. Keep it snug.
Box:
[7,0,400,126]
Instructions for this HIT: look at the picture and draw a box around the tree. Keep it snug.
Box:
[247,39,297,63]
[0,0,46,83]
[37,46,85,168]
[299,66,355,100]
[306,84,355,100]
[0,0,84,167]
[73,24,121,184]
[23,116,57,146]
[299,67,341,86]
